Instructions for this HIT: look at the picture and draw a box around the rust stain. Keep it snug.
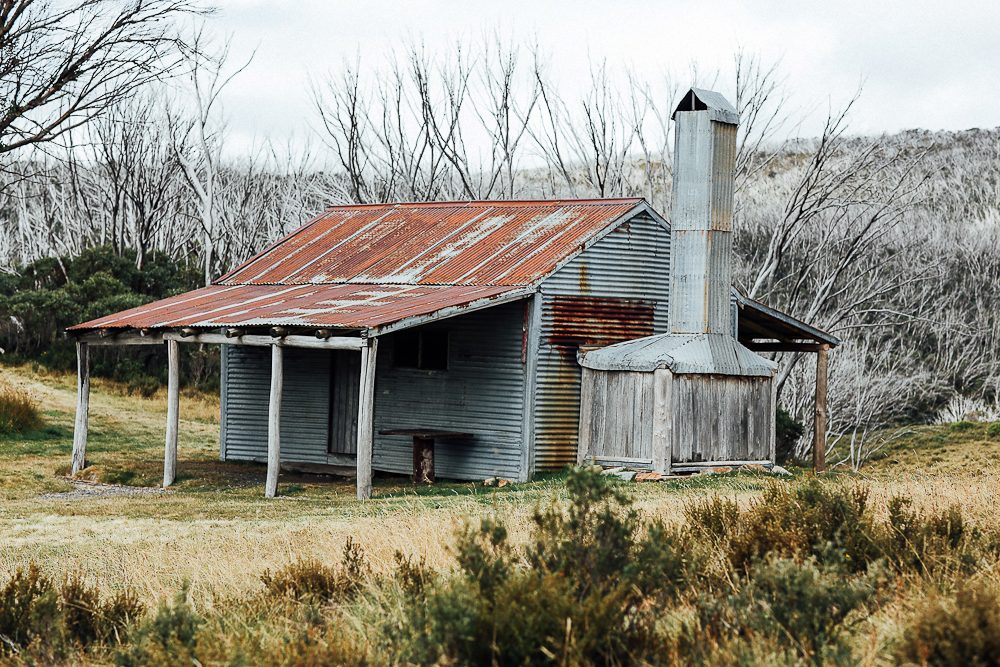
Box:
[578,264,590,293]
[535,295,655,468]
[547,295,655,362]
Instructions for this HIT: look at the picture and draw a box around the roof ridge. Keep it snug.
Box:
[323,197,645,211]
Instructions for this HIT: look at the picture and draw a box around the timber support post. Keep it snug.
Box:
[356,338,378,500]
[71,340,90,474]
[813,343,830,473]
[265,343,284,498]
[163,339,180,487]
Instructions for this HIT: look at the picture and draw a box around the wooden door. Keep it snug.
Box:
[328,350,361,455]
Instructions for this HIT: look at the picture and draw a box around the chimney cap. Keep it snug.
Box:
[671,87,739,125]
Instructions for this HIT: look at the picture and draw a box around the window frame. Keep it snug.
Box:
[392,329,449,371]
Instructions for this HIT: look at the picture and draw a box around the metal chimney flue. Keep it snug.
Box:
[668,88,739,335]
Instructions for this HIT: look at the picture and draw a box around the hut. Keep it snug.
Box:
[67,88,838,500]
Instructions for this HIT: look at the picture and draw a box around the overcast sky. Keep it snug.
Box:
[211,0,999,156]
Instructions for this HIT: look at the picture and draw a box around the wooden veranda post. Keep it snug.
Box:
[356,338,378,500]
[813,343,830,472]
[71,341,90,474]
[265,344,283,498]
[163,339,180,487]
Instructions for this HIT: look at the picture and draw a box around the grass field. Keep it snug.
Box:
[2,363,999,664]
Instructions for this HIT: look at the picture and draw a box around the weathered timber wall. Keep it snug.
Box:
[577,368,655,466]
[670,374,773,463]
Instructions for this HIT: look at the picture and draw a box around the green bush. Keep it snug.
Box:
[987,421,1000,438]
[685,479,979,579]
[0,245,218,392]
[686,479,880,574]
[879,496,975,575]
[688,558,878,665]
[114,588,202,667]
[261,538,370,603]
[896,582,1000,666]
[776,405,805,464]
[0,382,42,434]
[0,563,144,659]
[395,468,691,666]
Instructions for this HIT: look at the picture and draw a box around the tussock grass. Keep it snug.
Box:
[0,380,42,434]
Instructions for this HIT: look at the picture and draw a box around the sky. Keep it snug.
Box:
[209,0,1000,156]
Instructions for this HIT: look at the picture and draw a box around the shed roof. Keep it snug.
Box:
[71,199,651,333]
[735,292,842,347]
[579,333,777,376]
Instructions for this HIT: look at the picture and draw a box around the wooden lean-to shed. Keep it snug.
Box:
[66,92,838,500]
[577,88,829,473]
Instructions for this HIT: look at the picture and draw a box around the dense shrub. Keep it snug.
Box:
[880,497,975,575]
[685,479,977,580]
[685,558,879,665]
[261,538,370,603]
[0,382,42,434]
[114,589,202,667]
[0,563,144,659]
[0,245,218,391]
[776,405,805,464]
[686,479,880,573]
[2,474,995,665]
[395,468,691,666]
[895,582,1000,667]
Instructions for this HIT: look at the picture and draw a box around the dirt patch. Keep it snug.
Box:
[39,478,167,501]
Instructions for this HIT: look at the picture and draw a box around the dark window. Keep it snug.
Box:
[420,331,449,370]
[393,330,448,370]
[393,330,421,368]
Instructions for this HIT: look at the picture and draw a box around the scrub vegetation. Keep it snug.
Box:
[0,365,998,665]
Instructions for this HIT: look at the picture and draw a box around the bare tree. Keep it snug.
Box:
[171,27,253,285]
[314,37,540,204]
[0,0,199,156]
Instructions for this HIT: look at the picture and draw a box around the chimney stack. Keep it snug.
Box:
[668,88,739,335]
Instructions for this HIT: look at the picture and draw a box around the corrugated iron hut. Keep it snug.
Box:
[67,89,838,500]
[577,88,836,473]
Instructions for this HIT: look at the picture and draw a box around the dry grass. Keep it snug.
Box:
[1,361,998,632]
[0,378,42,434]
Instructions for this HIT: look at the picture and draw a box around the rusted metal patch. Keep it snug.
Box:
[546,295,655,361]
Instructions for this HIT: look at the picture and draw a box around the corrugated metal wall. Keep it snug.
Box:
[533,213,671,471]
[373,301,526,481]
[220,345,333,464]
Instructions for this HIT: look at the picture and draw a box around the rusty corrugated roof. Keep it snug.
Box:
[71,199,647,332]
[218,199,644,286]
[70,283,529,331]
